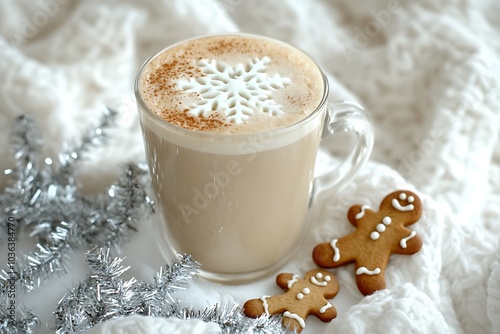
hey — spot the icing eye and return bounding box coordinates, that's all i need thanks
[408,196,414,203]
[399,193,407,200]
[324,275,331,282]
[316,273,323,279]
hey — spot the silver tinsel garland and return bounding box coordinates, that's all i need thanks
[0,110,154,333]
[53,247,200,333]
[0,110,292,333]
[0,302,40,334]
[0,110,155,296]
[54,247,292,334]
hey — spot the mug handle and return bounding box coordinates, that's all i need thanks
[311,100,374,202]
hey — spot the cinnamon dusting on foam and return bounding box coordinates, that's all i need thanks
[139,35,324,134]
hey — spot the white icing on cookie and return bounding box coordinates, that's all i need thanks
[287,274,299,288]
[296,288,310,299]
[391,198,414,211]
[382,216,392,225]
[400,230,417,249]
[330,239,340,262]
[408,195,415,203]
[311,273,331,287]
[371,222,387,240]
[355,267,381,275]
[260,296,270,315]
[399,193,407,200]
[319,302,333,314]
[283,311,306,329]
[355,205,370,219]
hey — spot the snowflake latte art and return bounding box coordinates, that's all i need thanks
[139,35,324,133]
[137,35,328,278]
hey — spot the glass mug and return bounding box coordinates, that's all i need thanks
[135,34,374,282]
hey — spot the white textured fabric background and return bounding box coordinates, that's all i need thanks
[1,0,500,333]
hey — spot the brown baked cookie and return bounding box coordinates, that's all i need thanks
[313,190,423,296]
[243,269,339,333]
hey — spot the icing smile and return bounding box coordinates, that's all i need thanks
[391,192,415,212]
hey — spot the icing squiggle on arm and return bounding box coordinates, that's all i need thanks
[260,296,270,315]
[355,205,370,219]
[287,274,299,288]
[400,231,417,248]
[355,267,381,275]
[319,302,332,314]
[330,239,340,262]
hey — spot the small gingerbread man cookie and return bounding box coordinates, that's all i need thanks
[243,269,339,333]
[313,190,423,296]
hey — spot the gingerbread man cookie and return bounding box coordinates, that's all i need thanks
[243,269,339,333]
[313,190,423,296]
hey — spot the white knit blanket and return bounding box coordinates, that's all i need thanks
[1,1,500,333]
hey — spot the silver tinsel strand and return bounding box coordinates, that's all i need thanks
[0,299,40,334]
[0,111,293,333]
[54,247,293,334]
[0,110,154,333]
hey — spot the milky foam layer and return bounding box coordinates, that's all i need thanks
[138,34,325,134]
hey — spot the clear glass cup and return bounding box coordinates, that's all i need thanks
[135,34,374,283]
